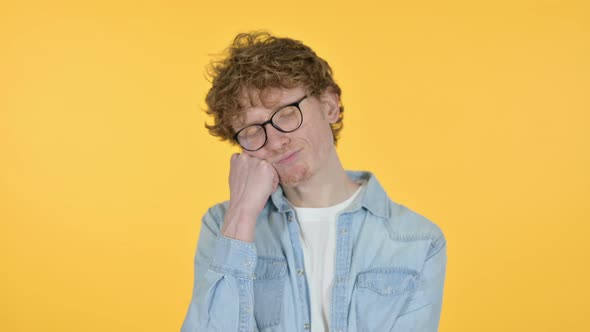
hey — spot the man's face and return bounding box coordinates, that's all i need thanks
[232,86,340,187]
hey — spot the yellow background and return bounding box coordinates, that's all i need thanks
[1,0,589,331]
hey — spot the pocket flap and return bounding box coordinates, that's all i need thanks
[357,267,419,296]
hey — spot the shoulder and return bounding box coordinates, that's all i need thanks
[384,200,446,259]
[348,169,446,258]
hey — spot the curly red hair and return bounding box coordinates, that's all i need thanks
[204,31,344,145]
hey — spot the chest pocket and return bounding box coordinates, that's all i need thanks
[353,267,420,330]
[253,256,287,330]
[357,267,418,295]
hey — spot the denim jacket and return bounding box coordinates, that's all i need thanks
[181,170,447,332]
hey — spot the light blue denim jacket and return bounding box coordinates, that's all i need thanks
[181,170,447,332]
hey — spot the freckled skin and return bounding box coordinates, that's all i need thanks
[222,84,349,241]
[237,86,337,188]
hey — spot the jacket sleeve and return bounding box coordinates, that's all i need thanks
[392,233,447,332]
[181,207,258,332]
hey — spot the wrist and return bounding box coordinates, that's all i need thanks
[221,205,257,243]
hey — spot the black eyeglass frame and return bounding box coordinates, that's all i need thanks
[232,95,308,151]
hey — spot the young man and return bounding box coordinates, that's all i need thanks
[181,31,447,332]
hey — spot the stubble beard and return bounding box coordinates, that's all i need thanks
[277,162,311,188]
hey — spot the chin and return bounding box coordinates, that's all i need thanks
[278,163,311,188]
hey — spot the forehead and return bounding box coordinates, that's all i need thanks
[234,86,306,127]
[238,87,285,110]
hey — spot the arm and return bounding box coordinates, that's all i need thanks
[181,207,258,332]
[392,234,447,332]
[181,153,279,331]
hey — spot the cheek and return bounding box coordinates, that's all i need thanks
[316,123,335,149]
[301,124,333,157]
[243,150,270,163]
[243,150,256,158]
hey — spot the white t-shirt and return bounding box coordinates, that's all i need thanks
[286,184,363,332]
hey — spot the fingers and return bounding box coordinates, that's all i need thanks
[228,152,279,189]
[231,153,242,164]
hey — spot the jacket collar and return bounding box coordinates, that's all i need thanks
[270,170,392,219]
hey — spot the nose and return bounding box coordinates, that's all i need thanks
[264,123,290,150]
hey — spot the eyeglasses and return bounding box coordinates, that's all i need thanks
[233,95,307,151]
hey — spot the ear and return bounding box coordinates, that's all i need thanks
[319,86,340,124]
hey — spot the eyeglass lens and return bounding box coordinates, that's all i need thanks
[237,104,302,151]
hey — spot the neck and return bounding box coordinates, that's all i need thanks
[282,149,361,208]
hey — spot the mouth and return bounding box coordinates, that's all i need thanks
[276,149,301,164]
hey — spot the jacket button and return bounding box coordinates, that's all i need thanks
[303,323,310,329]
[297,269,305,276]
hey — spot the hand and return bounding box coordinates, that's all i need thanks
[221,153,280,242]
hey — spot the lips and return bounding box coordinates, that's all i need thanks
[276,149,300,164]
